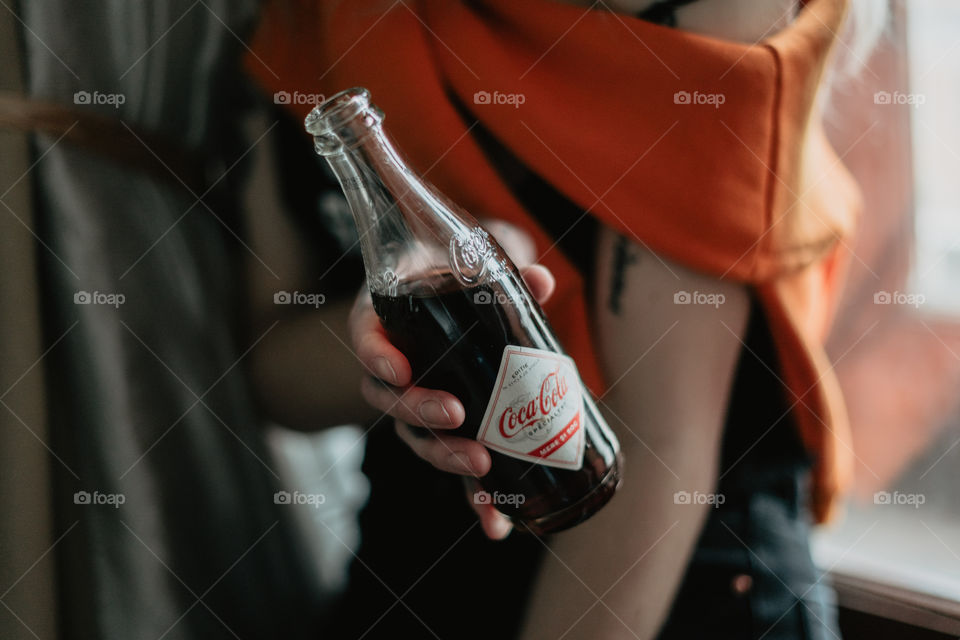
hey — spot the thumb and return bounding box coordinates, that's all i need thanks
[520,264,556,305]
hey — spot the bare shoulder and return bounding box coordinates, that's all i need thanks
[557,0,797,42]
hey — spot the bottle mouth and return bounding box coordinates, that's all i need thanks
[305,87,383,155]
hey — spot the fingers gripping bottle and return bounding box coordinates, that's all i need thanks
[306,87,622,534]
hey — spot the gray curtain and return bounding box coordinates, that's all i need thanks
[21,1,324,637]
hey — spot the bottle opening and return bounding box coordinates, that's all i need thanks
[305,87,383,155]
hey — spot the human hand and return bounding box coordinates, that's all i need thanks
[349,219,555,539]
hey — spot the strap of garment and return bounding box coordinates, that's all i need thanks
[0,91,209,197]
[635,0,701,27]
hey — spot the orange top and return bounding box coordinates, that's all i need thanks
[246,0,861,522]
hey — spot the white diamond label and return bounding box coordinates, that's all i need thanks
[476,345,585,470]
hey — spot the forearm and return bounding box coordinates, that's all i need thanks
[519,404,722,640]
[520,231,749,639]
[248,297,380,431]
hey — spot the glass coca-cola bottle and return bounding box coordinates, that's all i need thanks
[306,87,622,534]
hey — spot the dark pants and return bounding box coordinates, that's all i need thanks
[657,463,840,640]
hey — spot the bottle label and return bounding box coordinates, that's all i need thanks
[476,346,585,470]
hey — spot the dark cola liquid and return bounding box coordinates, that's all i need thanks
[372,268,621,534]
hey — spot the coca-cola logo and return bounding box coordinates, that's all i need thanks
[498,367,569,439]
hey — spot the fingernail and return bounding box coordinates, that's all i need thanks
[446,451,477,475]
[374,356,398,385]
[418,399,452,425]
[489,515,513,540]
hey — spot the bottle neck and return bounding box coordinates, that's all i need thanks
[308,88,497,295]
[322,120,474,294]
[329,122,463,222]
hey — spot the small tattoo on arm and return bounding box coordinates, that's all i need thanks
[608,235,637,315]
